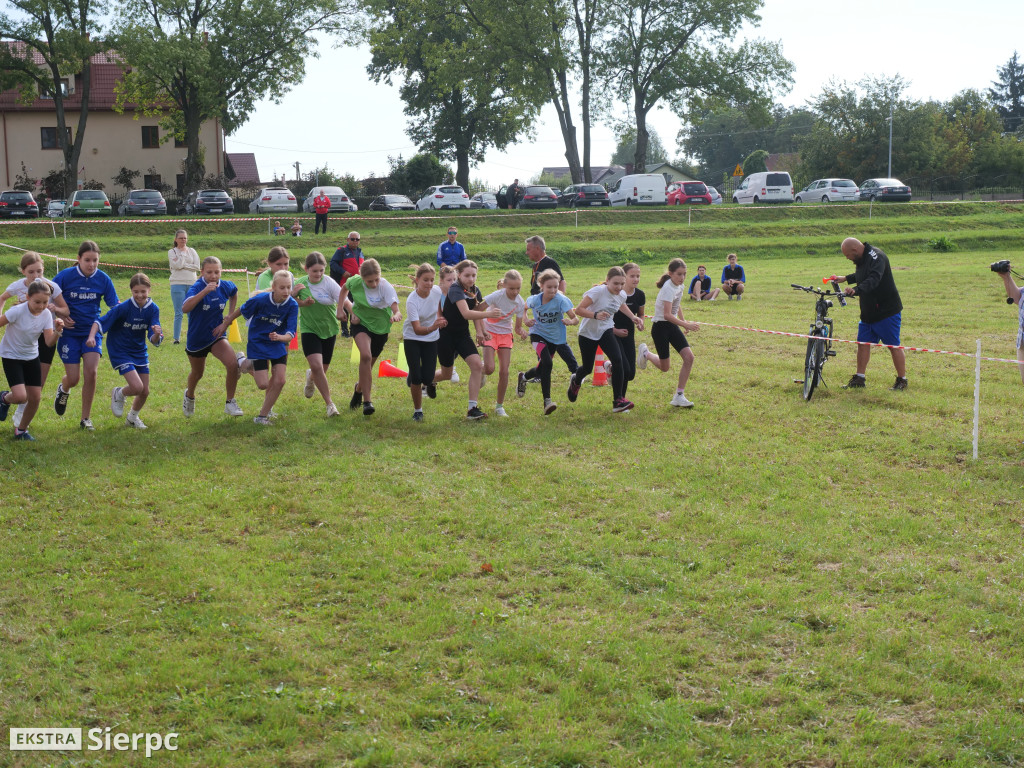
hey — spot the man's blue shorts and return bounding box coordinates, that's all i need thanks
[857,313,901,346]
[58,335,101,364]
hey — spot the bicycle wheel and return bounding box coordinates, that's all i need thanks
[803,336,825,400]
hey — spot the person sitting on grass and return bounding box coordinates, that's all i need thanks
[291,219,302,237]
[273,221,286,236]
[721,253,745,300]
[689,265,720,301]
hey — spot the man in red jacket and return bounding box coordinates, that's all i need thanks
[312,189,331,235]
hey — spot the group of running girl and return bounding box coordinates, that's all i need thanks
[0,239,702,438]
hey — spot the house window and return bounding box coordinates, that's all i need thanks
[144,173,162,189]
[40,127,71,149]
[174,136,186,148]
[175,174,186,194]
[142,126,160,149]
[38,80,70,99]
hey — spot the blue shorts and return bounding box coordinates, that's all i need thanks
[58,335,102,364]
[857,313,901,346]
[111,359,149,376]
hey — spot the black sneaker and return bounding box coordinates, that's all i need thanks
[516,372,528,398]
[363,401,375,416]
[0,391,10,421]
[54,385,70,415]
[349,386,363,409]
[425,382,437,399]
[13,431,35,441]
[466,406,487,420]
[891,377,908,391]
[412,411,424,422]
[843,374,866,389]
[341,325,350,338]
[567,374,585,402]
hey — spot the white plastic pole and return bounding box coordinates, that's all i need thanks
[688,207,692,227]
[973,339,981,460]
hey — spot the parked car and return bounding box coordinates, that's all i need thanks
[416,185,470,210]
[249,187,298,214]
[47,199,66,217]
[118,189,167,216]
[549,188,562,198]
[348,201,359,212]
[0,190,39,218]
[858,178,912,202]
[707,186,723,205]
[301,186,350,213]
[557,184,610,207]
[469,192,498,209]
[795,178,859,203]
[186,189,234,215]
[369,194,416,211]
[667,180,712,205]
[731,172,794,204]
[608,174,668,206]
[517,185,558,209]
[67,189,113,217]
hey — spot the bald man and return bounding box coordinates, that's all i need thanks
[834,237,907,390]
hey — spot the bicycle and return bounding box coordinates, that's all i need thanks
[791,279,846,400]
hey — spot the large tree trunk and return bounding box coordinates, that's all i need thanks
[632,96,650,172]
[52,50,91,196]
[553,71,582,182]
[183,83,206,193]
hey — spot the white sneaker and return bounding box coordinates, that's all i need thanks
[224,398,244,416]
[237,354,254,376]
[303,369,315,398]
[326,403,340,417]
[670,392,694,408]
[235,351,245,369]
[603,360,612,374]
[111,386,125,417]
[253,415,271,425]
[450,369,460,383]
[125,412,147,429]
[480,374,488,387]
[637,342,649,370]
[12,402,25,429]
[494,405,508,417]
[183,390,195,417]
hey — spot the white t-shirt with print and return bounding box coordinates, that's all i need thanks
[578,285,627,341]
[482,289,526,335]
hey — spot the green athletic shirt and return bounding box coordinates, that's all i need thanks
[256,268,294,292]
[344,275,399,336]
[295,275,341,338]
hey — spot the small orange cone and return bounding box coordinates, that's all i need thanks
[288,333,299,351]
[378,359,407,378]
[592,345,608,386]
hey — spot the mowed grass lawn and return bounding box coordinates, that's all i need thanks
[2,205,1023,767]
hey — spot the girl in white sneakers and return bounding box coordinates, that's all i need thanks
[637,258,699,407]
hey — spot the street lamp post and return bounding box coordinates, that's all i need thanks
[887,103,893,178]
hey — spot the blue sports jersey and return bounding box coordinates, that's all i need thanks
[184,279,238,352]
[97,298,160,365]
[53,265,118,337]
[239,292,298,360]
[526,292,574,345]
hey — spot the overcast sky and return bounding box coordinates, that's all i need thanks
[226,0,1022,188]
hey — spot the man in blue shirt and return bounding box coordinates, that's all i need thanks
[436,227,467,267]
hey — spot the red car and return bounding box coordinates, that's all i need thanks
[667,180,712,205]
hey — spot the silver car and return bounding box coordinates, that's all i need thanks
[795,178,859,203]
[301,186,350,213]
[249,187,298,214]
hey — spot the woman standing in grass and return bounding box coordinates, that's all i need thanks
[87,273,162,429]
[517,268,577,415]
[167,229,200,344]
[0,280,64,440]
[612,262,645,401]
[637,258,699,408]
[568,266,641,413]
[0,251,70,429]
[293,252,344,417]
[338,259,401,416]
[182,256,245,418]
[403,264,447,421]
[479,269,528,417]
[52,240,119,430]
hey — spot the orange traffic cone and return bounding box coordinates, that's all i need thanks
[592,346,608,386]
[378,359,407,378]
[288,334,299,351]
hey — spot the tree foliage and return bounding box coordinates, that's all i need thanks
[113,0,353,193]
[989,51,1024,134]
[611,127,668,167]
[112,166,141,194]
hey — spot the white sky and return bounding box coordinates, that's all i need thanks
[226,0,1022,188]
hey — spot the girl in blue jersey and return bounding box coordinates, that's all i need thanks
[182,257,245,418]
[86,273,162,429]
[221,270,299,425]
[517,268,577,415]
[52,240,119,430]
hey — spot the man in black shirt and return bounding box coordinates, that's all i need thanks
[835,237,907,390]
[525,234,577,372]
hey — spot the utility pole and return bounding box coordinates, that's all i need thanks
[887,103,893,178]
[293,161,301,182]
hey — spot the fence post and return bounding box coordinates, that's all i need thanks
[973,339,981,460]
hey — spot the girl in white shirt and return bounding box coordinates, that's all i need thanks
[479,269,528,417]
[637,258,700,408]
[403,264,447,421]
[168,229,201,343]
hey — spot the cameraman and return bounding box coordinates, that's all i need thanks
[994,260,1024,383]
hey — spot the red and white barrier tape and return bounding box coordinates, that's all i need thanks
[0,242,251,273]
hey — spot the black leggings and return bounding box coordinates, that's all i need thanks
[616,332,637,396]
[576,329,625,401]
[404,338,437,387]
[526,338,556,399]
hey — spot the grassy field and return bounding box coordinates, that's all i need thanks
[2,203,1023,767]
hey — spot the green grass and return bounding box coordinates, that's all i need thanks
[1,204,1023,767]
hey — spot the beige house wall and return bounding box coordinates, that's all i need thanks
[0,110,223,192]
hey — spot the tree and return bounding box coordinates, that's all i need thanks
[0,0,107,200]
[611,126,668,167]
[366,0,543,190]
[113,0,353,194]
[112,166,141,194]
[404,154,453,195]
[989,51,1024,134]
[598,0,793,172]
[742,149,768,175]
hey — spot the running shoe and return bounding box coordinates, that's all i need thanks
[80,418,94,430]
[494,405,508,417]
[843,374,866,389]
[412,411,424,422]
[0,391,9,421]
[183,390,195,417]
[304,369,315,398]
[603,360,612,374]
[891,377,908,391]
[636,343,649,370]
[670,392,694,408]
[363,401,375,416]
[349,386,363,409]
[12,402,26,429]
[567,374,585,402]
[612,398,634,413]
[516,372,527,398]
[224,398,244,416]
[125,412,148,429]
[450,370,460,383]
[425,382,437,399]
[253,415,272,426]
[54,385,69,415]
[466,406,487,420]
[111,386,125,417]
[13,431,35,441]
[326,403,340,417]
[543,398,557,416]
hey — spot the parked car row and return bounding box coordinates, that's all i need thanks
[794,177,912,203]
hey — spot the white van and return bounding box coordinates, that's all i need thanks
[608,174,667,206]
[731,172,794,205]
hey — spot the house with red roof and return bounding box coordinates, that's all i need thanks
[0,47,227,194]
